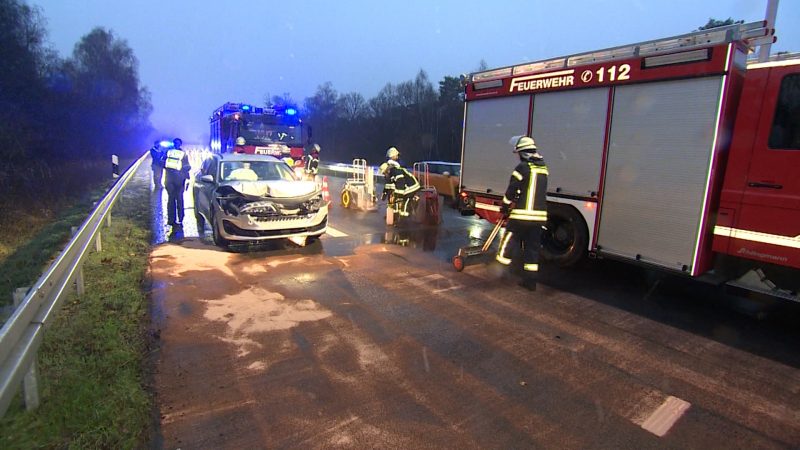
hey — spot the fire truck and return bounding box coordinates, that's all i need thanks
[458,21,800,301]
[209,102,308,165]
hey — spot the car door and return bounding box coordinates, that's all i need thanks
[193,157,218,220]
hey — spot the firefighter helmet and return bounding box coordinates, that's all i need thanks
[379,162,389,174]
[513,136,537,153]
[312,143,321,153]
[235,136,246,146]
[173,138,183,148]
[386,147,400,159]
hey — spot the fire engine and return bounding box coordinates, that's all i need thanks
[458,20,800,301]
[209,102,308,166]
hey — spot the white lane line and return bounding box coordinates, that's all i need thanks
[326,226,348,237]
[640,396,691,437]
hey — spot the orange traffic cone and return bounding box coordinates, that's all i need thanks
[322,176,330,204]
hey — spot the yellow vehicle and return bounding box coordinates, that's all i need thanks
[413,161,460,204]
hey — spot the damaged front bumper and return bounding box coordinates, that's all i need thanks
[213,186,328,241]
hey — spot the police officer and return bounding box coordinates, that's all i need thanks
[496,136,549,291]
[163,138,191,228]
[383,147,420,225]
[304,143,320,182]
[149,140,165,188]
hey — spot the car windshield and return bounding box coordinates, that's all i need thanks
[220,161,296,182]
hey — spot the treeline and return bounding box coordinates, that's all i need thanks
[0,0,152,202]
[268,68,470,166]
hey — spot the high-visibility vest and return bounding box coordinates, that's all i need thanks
[503,160,548,222]
[164,149,185,171]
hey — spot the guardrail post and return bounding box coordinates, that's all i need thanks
[13,287,39,411]
[106,212,112,228]
[95,233,102,253]
[71,227,86,295]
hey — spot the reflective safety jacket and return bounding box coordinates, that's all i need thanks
[387,161,420,196]
[165,149,186,170]
[304,153,319,174]
[503,158,548,222]
[164,148,190,181]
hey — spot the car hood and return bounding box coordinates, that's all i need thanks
[219,180,318,198]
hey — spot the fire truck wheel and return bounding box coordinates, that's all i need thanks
[541,203,588,267]
[341,190,351,208]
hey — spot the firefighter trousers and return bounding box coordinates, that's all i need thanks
[496,220,544,282]
[396,190,419,218]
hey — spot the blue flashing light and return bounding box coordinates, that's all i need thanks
[242,104,251,112]
[159,140,172,147]
[285,108,297,116]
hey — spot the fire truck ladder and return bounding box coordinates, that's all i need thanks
[472,21,775,82]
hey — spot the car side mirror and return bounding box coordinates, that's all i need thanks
[199,174,214,183]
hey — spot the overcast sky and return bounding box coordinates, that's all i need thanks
[31,0,800,145]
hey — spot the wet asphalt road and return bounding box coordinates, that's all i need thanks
[140,160,800,449]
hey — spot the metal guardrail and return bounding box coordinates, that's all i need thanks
[0,152,148,417]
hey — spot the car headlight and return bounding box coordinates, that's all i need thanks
[301,194,322,213]
[240,201,279,216]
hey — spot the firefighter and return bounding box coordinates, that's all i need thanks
[164,138,191,228]
[234,136,247,153]
[304,143,320,182]
[496,136,549,291]
[383,147,420,225]
[149,140,165,188]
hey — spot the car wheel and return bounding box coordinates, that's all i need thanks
[211,210,229,248]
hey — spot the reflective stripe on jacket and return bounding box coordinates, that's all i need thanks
[164,149,185,171]
[503,159,548,222]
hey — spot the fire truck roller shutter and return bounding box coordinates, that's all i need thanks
[461,96,530,195]
[531,87,609,198]
[597,76,725,272]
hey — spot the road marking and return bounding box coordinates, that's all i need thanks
[640,396,691,437]
[326,226,348,237]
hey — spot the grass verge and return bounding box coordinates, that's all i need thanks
[0,185,112,310]
[0,172,153,449]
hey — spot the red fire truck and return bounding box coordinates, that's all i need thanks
[458,21,800,301]
[209,102,308,165]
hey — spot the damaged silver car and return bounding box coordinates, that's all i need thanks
[193,153,328,247]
